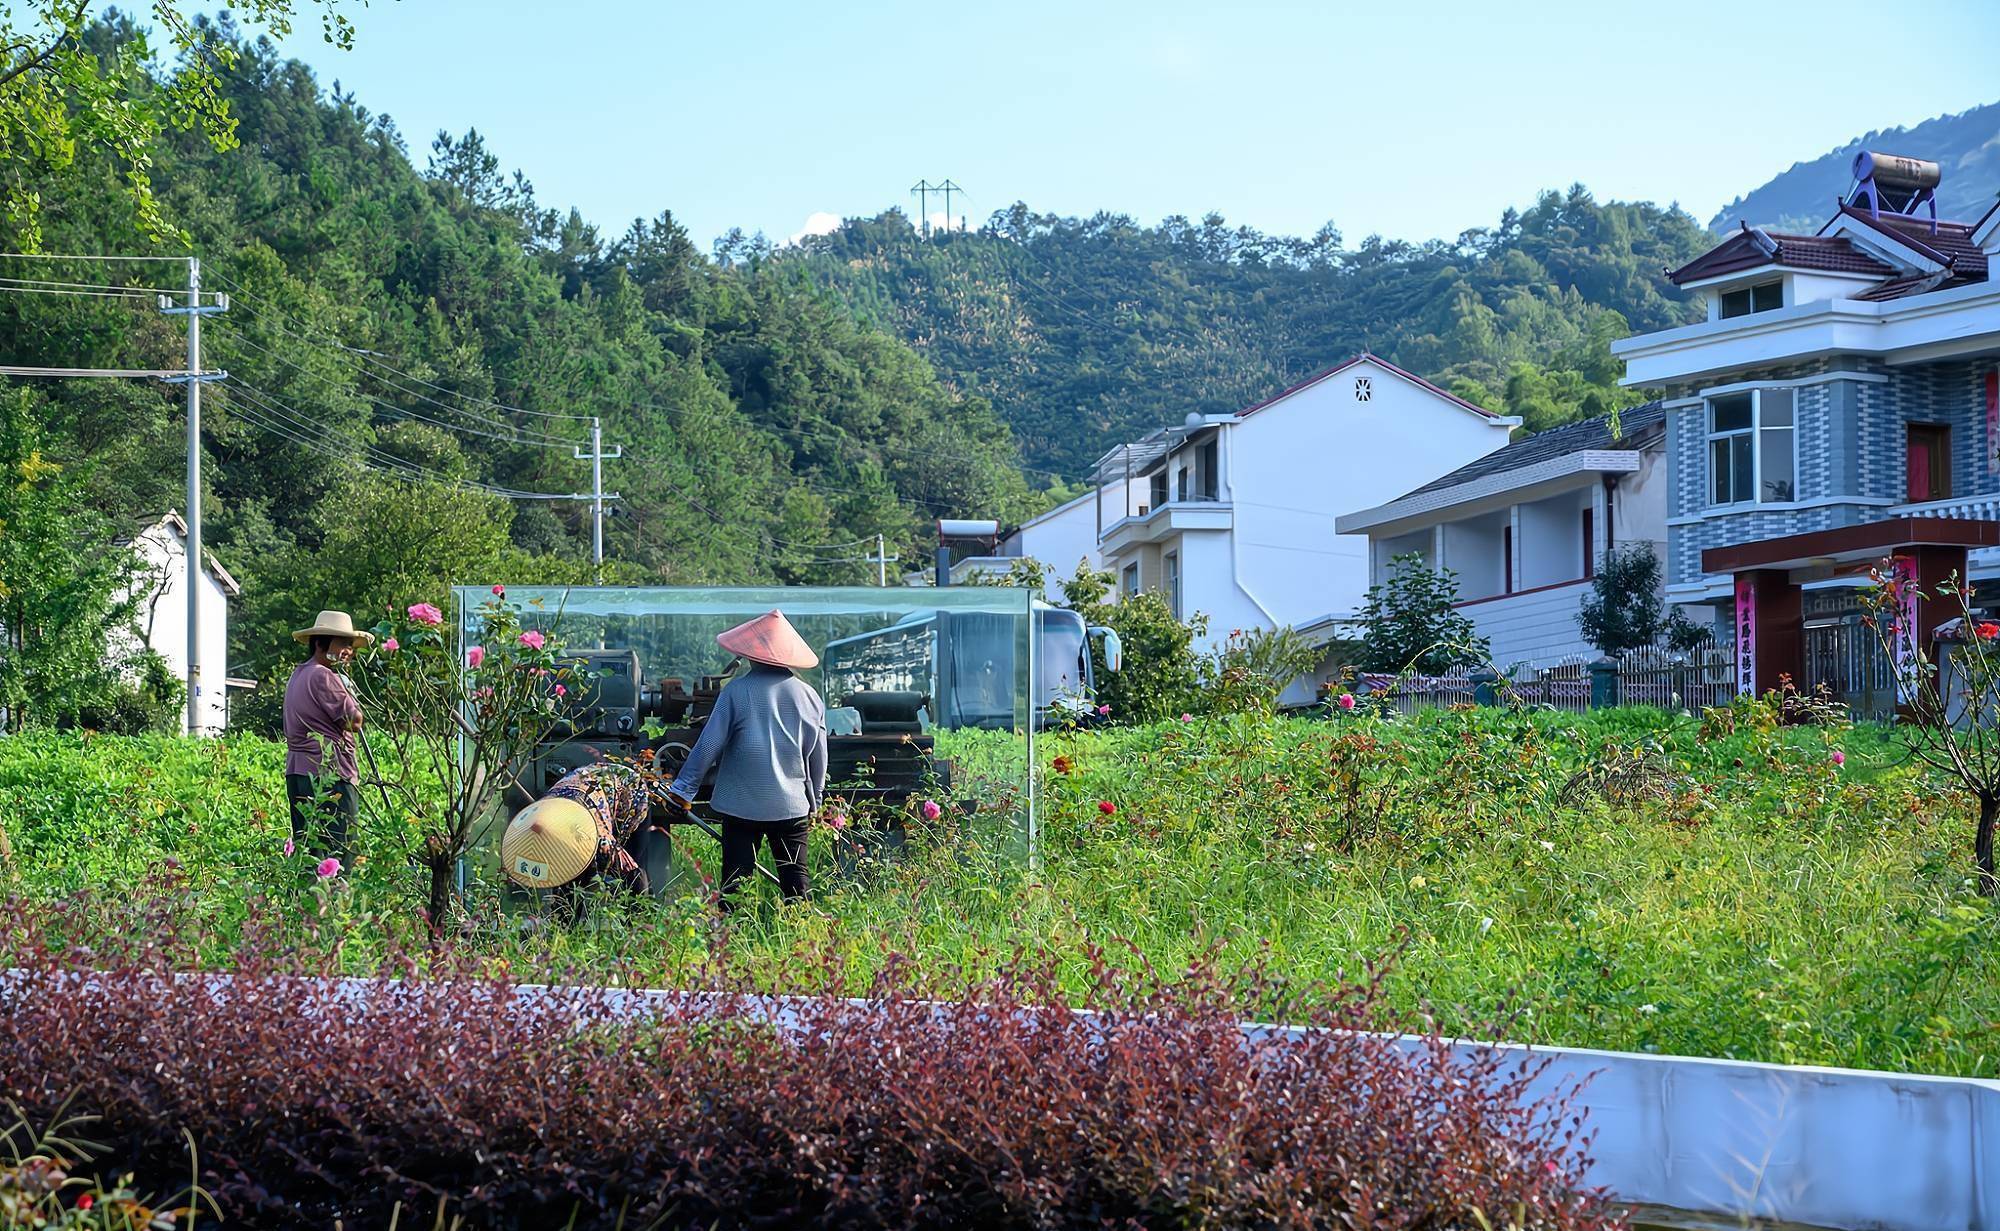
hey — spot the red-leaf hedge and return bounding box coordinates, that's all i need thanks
[0,896,1618,1229]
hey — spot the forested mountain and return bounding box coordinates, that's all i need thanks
[771,193,1716,472]
[1711,102,2000,234]
[3,18,1036,695]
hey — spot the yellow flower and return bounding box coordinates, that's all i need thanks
[1409,874,1428,889]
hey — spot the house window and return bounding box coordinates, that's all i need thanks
[1502,525,1513,595]
[1149,471,1168,511]
[1198,439,1219,500]
[1121,563,1139,597]
[1719,281,1783,319]
[1175,467,1189,502]
[1581,508,1594,580]
[1707,389,1795,505]
[1164,551,1182,619]
[1907,423,1951,503]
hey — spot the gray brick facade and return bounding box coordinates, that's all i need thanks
[1666,357,2000,599]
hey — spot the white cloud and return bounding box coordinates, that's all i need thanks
[788,211,843,245]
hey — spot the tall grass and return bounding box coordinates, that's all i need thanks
[2,706,1994,1075]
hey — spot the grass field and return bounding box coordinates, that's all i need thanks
[3,703,1995,1076]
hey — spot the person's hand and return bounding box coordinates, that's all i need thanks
[664,790,692,815]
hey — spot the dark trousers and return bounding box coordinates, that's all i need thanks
[286,773,356,861]
[718,814,810,906]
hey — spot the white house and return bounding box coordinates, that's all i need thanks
[1091,354,1520,651]
[117,512,246,734]
[1335,404,1669,670]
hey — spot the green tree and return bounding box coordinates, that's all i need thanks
[1058,563,1203,723]
[1576,545,1666,657]
[1,1,357,247]
[0,390,142,730]
[1355,553,1488,675]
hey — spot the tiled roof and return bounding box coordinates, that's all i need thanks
[1830,205,1990,299]
[1666,227,1895,285]
[1401,402,1666,499]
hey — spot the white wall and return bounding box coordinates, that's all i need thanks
[1517,489,1590,589]
[1609,448,1667,563]
[1459,583,1594,670]
[1442,511,1508,601]
[118,519,232,734]
[1229,358,1514,630]
[1011,495,1100,597]
[1172,528,1264,648]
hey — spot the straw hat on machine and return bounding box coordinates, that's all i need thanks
[500,796,598,889]
[292,609,375,648]
[716,609,818,670]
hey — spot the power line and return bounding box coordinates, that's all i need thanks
[0,252,189,262]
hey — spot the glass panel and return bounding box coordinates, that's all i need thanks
[1720,288,1751,319]
[1761,428,1795,502]
[1731,435,1755,505]
[1758,387,1794,428]
[1752,281,1784,312]
[1711,393,1753,432]
[1711,437,1734,504]
[452,584,1038,902]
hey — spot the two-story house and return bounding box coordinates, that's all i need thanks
[1612,151,2000,702]
[1089,354,1520,649]
[1335,403,1668,669]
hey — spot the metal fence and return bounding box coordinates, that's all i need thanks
[1355,640,1737,717]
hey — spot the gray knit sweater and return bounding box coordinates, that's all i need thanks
[668,664,828,822]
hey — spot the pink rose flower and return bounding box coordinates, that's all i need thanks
[466,646,485,669]
[518,629,546,651]
[828,813,849,830]
[1179,712,1193,723]
[1098,800,1117,815]
[1337,693,1357,711]
[492,583,506,596]
[407,602,443,627]
[921,799,943,822]
[1830,749,1846,767]
[282,838,294,857]
[381,636,399,653]
[1096,704,1112,717]
[554,683,567,697]
[315,857,341,879]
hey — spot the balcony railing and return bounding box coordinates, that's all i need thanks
[1890,493,2000,521]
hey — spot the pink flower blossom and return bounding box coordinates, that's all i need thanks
[1830,749,1846,767]
[282,838,294,857]
[466,645,485,669]
[1096,703,1112,717]
[1098,800,1117,815]
[315,857,341,879]
[492,583,506,596]
[1337,693,1357,711]
[407,602,443,627]
[554,684,567,697]
[518,629,546,651]
[921,799,943,822]
[1179,712,1193,723]
[381,636,399,653]
[828,813,849,830]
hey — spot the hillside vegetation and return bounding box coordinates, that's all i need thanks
[774,190,1714,469]
[5,18,1038,699]
[1712,101,2000,233]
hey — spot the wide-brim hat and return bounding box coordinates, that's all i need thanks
[716,609,818,670]
[292,609,375,647]
[500,796,597,889]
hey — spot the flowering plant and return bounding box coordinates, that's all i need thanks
[350,590,580,930]
[1861,564,2000,895]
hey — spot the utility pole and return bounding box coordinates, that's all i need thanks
[575,418,622,580]
[939,180,961,234]
[159,259,227,735]
[866,533,900,586]
[911,180,936,239]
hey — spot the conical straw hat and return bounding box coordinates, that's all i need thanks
[716,609,818,670]
[500,796,597,889]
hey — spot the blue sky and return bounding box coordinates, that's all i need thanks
[269,0,2000,250]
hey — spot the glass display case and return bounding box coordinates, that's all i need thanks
[452,584,1042,899]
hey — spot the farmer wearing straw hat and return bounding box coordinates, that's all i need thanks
[499,761,657,923]
[283,610,372,863]
[667,609,828,906]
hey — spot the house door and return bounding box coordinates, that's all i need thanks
[1907,424,1950,503]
